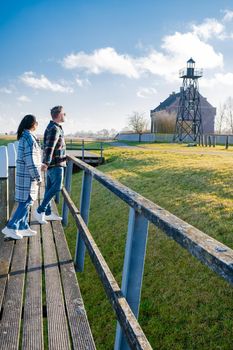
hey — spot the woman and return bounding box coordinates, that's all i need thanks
[2,115,42,239]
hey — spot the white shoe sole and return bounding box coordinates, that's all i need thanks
[45,217,62,221]
[19,230,37,237]
[2,228,22,240]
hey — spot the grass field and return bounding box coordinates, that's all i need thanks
[59,143,233,350]
[0,135,17,146]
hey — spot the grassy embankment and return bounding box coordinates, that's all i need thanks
[60,143,233,350]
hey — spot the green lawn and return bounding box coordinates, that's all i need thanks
[0,136,17,146]
[59,144,233,350]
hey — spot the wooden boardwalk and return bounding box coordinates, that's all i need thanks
[0,196,96,349]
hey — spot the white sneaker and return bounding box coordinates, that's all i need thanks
[2,227,23,240]
[19,228,37,237]
[33,209,48,224]
[45,212,62,221]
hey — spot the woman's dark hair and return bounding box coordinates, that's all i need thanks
[50,105,63,119]
[17,114,37,140]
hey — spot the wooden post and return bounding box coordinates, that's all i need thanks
[213,135,216,147]
[208,135,211,147]
[82,139,85,161]
[225,135,229,149]
[75,171,93,272]
[114,207,149,350]
[0,146,9,229]
[7,143,16,214]
[198,135,201,146]
[62,160,73,226]
[201,134,204,147]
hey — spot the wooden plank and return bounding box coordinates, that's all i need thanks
[0,204,19,312]
[42,219,71,350]
[51,201,96,349]
[0,235,14,311]
[62,187,153,350]
[67,155,233,285]
[0,238,27,349]
[22,202,43,350]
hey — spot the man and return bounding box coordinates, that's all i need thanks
[34,105,66,224]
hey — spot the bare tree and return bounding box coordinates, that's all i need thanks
[225,97,233,133]
[215,103,227,134]
[127,111,148,133]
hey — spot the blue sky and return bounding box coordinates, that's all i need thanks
[1,0,233,134]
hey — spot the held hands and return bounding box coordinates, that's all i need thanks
[41,163,48,172]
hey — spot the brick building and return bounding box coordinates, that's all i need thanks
[150,91,216,134]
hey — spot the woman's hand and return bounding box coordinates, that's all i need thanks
[41,163,48,172]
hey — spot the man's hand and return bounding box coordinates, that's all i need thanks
[41,163,48,172]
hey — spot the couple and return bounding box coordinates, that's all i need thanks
[2,105,67,240]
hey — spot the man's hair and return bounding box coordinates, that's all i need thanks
[50,105,63,119]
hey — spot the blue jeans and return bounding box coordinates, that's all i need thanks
[7,195,33,230]
[37,166,64,215]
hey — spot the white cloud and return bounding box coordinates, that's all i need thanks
[222,9,233,22]
[191,18,225,40]
[135,31,223,81]
[76,76,91,87]
[104,101,115,106]
[20,71,74,93]
[62,32,223,82]
[201,72,233,88]
[17,95,31,102]
[137,87,157,98]
[62,47,140,78]
[0,87,12,94]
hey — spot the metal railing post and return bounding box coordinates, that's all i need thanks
[0,146,9,229]
[62,160,73,226]
[114,207,149,350]
[7,143,16,213]
[75,171,93,272]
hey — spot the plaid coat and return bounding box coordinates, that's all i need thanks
[15,130,42,202]
[42,120,66,167]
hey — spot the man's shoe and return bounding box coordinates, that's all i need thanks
[2,227,23,240]
[33,209,48,224]
[45,212,62,221]
[19,228,37,237]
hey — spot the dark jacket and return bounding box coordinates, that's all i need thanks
[42,120,66,167]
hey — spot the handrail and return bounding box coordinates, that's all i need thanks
[62,187,153,350]
[66,154,233,285]
[66,140,104,160]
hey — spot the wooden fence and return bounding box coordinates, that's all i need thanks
[66,139,104,160]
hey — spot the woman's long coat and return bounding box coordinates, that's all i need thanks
[15,130,42,202]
